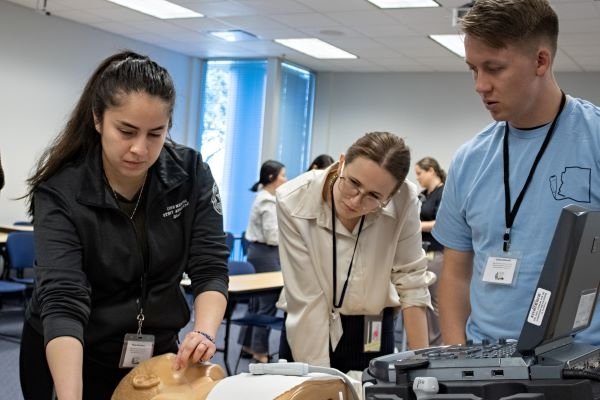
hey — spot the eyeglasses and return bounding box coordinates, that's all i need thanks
[337,175,390,209]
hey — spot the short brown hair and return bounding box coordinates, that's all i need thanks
[345,132,410,192]
[461,0,558,57]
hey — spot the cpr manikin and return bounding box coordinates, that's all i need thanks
[112,353,224,400]
[112,353,353,400]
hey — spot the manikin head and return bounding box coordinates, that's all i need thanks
[111,353,225,400]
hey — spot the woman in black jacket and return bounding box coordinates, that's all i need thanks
[20,51,230,400]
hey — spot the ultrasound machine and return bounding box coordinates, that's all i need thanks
[362,204,600,400]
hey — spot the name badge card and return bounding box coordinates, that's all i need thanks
[119,333,155,368]
[482,254,520,286]
[363,314,382,352]
[329,310,343,351]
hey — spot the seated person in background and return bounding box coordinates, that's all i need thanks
[277,131,435,372]
[433,0,600,346]
[414,156,446,346]
[239,160,287,363]
[307,154,334,171]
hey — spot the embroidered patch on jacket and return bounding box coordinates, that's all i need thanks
[211,182,223,215]
[162,199,190,219]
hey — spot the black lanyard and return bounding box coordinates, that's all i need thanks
[331,181,365,309]
[502,92,566,252]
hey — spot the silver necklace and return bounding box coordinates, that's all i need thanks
[109,175,147,220]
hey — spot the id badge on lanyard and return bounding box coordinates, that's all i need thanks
[119,271,155,368]
[493,93,566,287]
[119,304,155,368]
[363,314,383,352]
[482,251,522,286]
[329,183,365,352]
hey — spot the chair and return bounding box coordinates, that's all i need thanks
[13,221,33,226]
[231,308,283,373]
[5,231,35,288]
[227,261,283,373]
[0,280,27,342]
[228,260,254,275]
[240,231,250,260]
[225,231,235,260]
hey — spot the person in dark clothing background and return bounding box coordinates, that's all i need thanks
[0,152,5,191]
[307,154,334,171]
[19,51,230,400]
[415,156,446,346]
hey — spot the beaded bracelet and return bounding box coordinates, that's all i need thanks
[194,330,216,344]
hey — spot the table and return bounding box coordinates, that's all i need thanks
[181,271,284,375]
[221,271,283,375]
[0,224,34,245]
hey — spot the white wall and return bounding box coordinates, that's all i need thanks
[312,71,600,183]
[2,1,600,223]
[0,1,199,223]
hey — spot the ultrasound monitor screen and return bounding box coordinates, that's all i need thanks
[517,204,600,354]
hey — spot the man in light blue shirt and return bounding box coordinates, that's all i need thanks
[432,0,600,345]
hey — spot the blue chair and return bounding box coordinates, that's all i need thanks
[225,232,235,260]
[227,260,283,372]
[13,221,33,226]
[240,231,250,260]
[5,231,35,287]
[0,280,27,342]
[228,260,254,276]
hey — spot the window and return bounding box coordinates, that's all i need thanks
[198,60,267,234]
[276,63,316,178]
[197,59,315,238]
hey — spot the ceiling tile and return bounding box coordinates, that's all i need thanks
[6,0,600,73]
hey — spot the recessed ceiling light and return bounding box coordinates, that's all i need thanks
[274,38,357,59]
[367,0,440,8]
[429,34,465,57]
[106,0,203,19]
[209,30,258,42]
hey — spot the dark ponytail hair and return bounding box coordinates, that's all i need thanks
[416,157,447,183]
[250,160,285,192]
[25,50,176,216]
[307,154,334,171]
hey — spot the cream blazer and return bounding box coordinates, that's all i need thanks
[275,166,435,367]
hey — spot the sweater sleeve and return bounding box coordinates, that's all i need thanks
[187,158,230,300]
[33,186,91,346]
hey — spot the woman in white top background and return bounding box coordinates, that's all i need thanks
[238,160,287,363]
[276,131,434,372]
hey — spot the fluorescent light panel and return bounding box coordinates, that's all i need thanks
[367,0,440,8]
[209,30,258,42]
[274,38,357,59]
[106,0,203,19]
[429,34,465,57]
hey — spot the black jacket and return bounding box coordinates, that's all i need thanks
[26,141,229,364]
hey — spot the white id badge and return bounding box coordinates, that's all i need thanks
[119,333,155,368]
[363,314,382,352]
[482,252,521,286]
[329,310,343,351]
